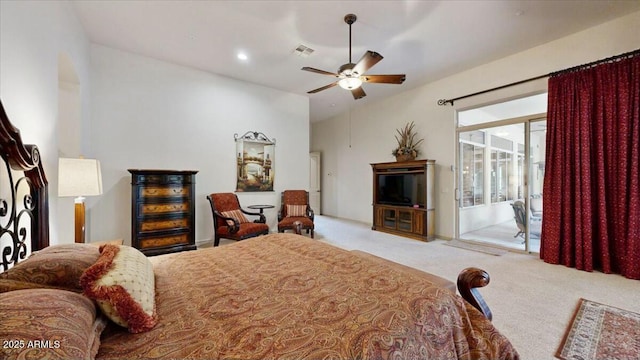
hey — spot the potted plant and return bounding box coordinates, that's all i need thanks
[392,121,423,162]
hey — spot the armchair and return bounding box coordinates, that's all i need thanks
[277,190,314,238]
[207,192,269,247]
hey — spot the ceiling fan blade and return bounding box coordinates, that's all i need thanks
[352,51,383,76]
[307,82,339,94]
[351,86,366,100]
[361,74,406,84]
[301,67,339,77]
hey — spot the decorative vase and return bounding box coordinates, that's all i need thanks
[395,154,415,162]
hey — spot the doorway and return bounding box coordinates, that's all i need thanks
[456,94,547,252]
[309,152,321,214]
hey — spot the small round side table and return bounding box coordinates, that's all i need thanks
[247,204,275,214]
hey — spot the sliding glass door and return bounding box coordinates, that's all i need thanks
[458,123,528,251]
[527,120,547,253]
[456,94,547,253]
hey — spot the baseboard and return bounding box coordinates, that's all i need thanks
[196,239,214,248]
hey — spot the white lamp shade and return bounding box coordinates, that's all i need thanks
[338,77,362,90]
[58,158,103,197]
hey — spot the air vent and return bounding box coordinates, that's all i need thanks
[294,44,314,57]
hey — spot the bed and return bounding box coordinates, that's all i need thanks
[0,100,519,360]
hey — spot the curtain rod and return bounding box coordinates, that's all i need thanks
[437,49,640,106]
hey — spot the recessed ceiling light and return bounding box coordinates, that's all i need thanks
[237,53,248,61]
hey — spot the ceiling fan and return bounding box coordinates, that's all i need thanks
[302,14,406,100]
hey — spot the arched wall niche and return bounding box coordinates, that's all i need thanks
[57,52,81,244]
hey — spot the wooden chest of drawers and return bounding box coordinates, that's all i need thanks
[129,169,198,256]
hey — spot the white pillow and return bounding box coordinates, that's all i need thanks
[80,245,156,333]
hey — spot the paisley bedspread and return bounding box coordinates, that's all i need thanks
[97,233,519,359]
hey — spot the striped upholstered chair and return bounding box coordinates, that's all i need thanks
[207,193,269,247]
[277,190,314,238]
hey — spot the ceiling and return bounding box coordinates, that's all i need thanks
[71,1,639,122]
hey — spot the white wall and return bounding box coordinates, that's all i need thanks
[88,45,310,246]
[1,2,310,247]
[1,2,637,246]
[0,1,91,245]
[312,11,640,239]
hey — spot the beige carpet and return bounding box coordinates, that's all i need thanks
[303,215,640,360]
[444,239,508,256]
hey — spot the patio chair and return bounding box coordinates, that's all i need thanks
[511,200,541,242]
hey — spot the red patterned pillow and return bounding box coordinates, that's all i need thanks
[221,209,250,225]
[0,243,100,292]
[0,289,107,359]
[286,204,307,217]
[80,245,156,333]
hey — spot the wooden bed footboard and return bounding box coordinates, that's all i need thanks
[457,267,493,321]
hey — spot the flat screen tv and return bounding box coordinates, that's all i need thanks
[377,173,426,207]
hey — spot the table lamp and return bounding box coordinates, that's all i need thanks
[58,158,103,243]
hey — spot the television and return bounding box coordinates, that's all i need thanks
[377,173,426,207]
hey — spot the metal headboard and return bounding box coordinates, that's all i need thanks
[0,99,49,271]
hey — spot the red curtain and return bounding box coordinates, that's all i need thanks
[541,52,640,280]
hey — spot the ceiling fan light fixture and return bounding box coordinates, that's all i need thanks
[301,13,405,99]
[338,77,362,90]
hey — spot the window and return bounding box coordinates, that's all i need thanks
[490,135,514,203]
[460,131,485,207]
[517,144,525,199]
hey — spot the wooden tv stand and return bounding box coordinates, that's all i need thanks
[371,159,435,241]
